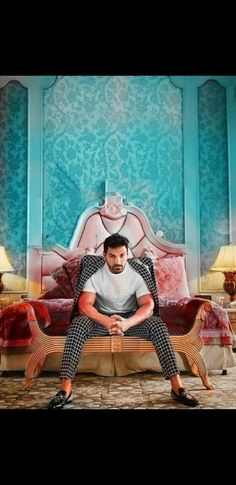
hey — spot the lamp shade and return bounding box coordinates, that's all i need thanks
[0,246,14,272]
[211,244,236,272]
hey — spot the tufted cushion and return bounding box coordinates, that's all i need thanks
[50,256,82,298]
[156,256,190,299]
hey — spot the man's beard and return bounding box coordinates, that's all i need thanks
[106,259,127,273]
[110,264,124,273]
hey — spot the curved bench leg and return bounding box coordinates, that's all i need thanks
[186,355,215,389]
[24,317,66,389]
[24,349,49,389]
[185,357,200,377]
[34,356,47,377]
[24,377,34,389]
[184,346,214,390]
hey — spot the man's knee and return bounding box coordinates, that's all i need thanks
[145,316,167,333]
[145,315,160,326]
[70,315,93,332]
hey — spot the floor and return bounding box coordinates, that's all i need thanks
[1,367,236,409]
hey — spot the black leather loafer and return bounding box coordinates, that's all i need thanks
[48,390,73,409]
[171,387,199,407]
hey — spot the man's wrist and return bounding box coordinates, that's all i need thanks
[99,315,110,326]
[124,317,133,329]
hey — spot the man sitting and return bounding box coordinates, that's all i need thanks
[48,233,199,409]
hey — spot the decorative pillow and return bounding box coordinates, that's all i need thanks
[156,256,190,299]
[50,256,82,298]
[40,284,67,300]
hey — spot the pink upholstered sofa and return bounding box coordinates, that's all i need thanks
[0,194,235,377]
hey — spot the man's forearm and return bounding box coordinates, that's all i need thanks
[126,304,154,328]
[79,303,110,327]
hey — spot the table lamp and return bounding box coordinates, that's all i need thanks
[211,244,236,301]
[0,246,14,293]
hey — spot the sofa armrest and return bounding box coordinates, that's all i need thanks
[160,296,233,346]
[0,301,51,352]
[160,297,205,335]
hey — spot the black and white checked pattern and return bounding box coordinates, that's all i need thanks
[60,255,179,381]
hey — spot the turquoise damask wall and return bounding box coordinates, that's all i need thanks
[0,81,27,284]
[0,75,236,294]
[199,80,229,290]
[43,76,184,247]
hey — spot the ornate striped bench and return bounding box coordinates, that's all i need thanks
[23,302,213,390]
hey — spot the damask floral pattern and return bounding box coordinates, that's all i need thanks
[156,256,190,299]
[43,76,184,247]
[198,80,229,290]
[0,81,28,281]
[1,77,232,295]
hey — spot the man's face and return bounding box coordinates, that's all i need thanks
[104,245,128,274]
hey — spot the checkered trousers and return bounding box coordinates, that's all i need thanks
[60,314,178,381]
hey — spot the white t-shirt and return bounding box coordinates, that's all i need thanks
[82,263,151,313]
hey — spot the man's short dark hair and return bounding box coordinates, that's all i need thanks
[103,233,129,253]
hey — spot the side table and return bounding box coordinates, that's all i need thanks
[0,293,25,310]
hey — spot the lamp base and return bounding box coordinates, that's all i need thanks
[223,272,236,302]
[0,273,3,293]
